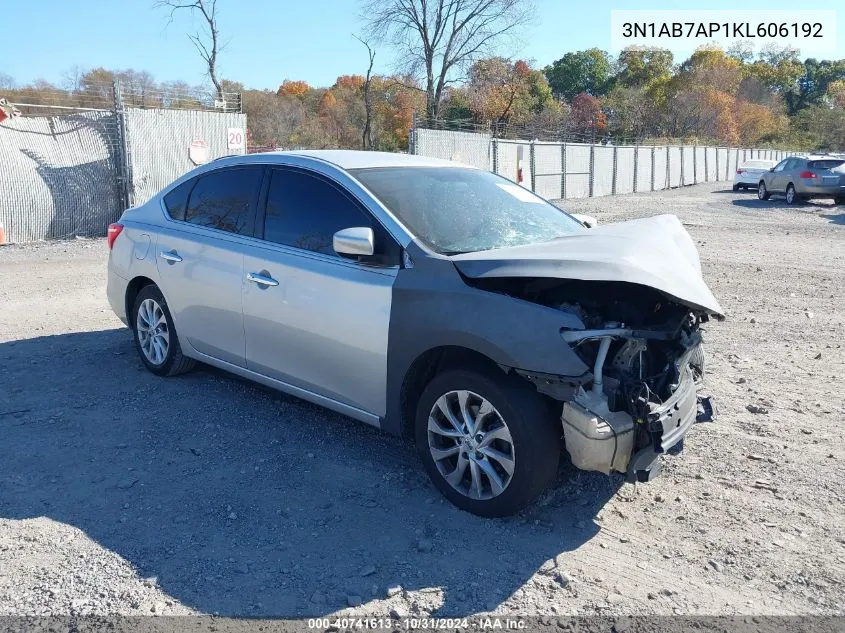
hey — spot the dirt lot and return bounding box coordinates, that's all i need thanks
[1,183,843,618]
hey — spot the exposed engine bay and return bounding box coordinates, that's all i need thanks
[466,276,715,481]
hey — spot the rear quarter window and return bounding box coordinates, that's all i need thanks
[163,179,194,221]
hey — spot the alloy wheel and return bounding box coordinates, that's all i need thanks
[758,183,767,199]
[427,390,515,500]
[136,298,170,365]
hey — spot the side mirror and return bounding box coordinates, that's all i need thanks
[333,227,375,258]
[570,213,597,228]
[769,167,775,172]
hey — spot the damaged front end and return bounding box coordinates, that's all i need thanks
[481,278,718,483]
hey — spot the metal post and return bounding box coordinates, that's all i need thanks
[704,146,708,183]
[651,146,655,191]
[112,80,132,210]
[665,146,670,189]
[715,147,719,183]
[611,145,618,195]
[409,110,417,155]
[561,142,566,200]
[680,143,685,188]
[529,141,536,193]
[633,143,639,193]
[588,144,595,197]
[492,138,498,174]
[693,145,698,184]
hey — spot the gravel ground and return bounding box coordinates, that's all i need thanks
[1,182,843,618]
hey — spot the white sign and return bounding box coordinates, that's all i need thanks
[227,127,245,150]
[189,139,210,165]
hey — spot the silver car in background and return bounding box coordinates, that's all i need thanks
[757,155,845,204]
[106,150,722,517]
[732,159,776,191]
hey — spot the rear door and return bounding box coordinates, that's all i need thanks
[241,166,401,417]
[155,166,264,367]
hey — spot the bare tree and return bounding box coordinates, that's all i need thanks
[362,0,534,120]
[354,34,376,149]
[156,0,225,101]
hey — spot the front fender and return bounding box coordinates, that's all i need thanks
[383,253,589,435]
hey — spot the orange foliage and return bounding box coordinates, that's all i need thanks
[334,75,365,91]
[277,79,311,98]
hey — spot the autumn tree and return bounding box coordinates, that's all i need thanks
[362,0,534,119]
[544,48,612,101]
[277,80,311,98]
[570,92,606,138]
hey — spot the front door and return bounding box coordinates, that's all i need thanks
[242,167,401,417]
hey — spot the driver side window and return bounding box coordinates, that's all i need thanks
[262,168,401,265]
[773,160,789,172]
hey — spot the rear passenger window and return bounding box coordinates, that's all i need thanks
[163,179,194,221]
[808,160,845,170]
[184,167,263,236]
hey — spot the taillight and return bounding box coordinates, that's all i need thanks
[799,171,817,179]
[736,169,743,174]
[107,223,124,250]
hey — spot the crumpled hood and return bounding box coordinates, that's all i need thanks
[450,214,724,318]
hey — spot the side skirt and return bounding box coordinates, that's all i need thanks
[186,348,382,429]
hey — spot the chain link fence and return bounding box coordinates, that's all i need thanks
[0,83,245,243]
[411,126,801,201]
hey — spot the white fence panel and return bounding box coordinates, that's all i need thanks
[564,143,591,198]
[635,146,652,192]
[668,147,682,187]
[706,147,718,181]
[615,147,635,194]
[533,142,562,200]
[416,128,491,170]
[695,146,706,183]
[653,146,667,190]
[593,146,614,196]
[682,146,695,185]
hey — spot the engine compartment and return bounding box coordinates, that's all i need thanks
[467,276,710,476]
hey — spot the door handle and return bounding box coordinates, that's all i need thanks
[247,272,279,287]
[159,250,183,263]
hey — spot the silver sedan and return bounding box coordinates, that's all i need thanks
[107,150,722,517]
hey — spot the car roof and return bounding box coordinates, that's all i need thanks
[217,149,477,171]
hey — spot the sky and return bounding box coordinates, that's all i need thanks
[1,0,843,91]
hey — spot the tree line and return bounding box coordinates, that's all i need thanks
[1,0,843,151]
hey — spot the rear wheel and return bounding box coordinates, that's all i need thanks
[835,196,845,205]
[415,367,560,517]
[732,184,740,191]
[785,183,798,205]
[758,181,771,200]
[132,284,195,377]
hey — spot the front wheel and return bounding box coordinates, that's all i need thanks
[758,181,771,200]
[415,368,561,517]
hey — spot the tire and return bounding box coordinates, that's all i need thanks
[415,367,560,517]
[785,183,798,205]
[732,184,740,191]
[835,196,845,205]
[740,184,747,191]
[757,181,771,200]
[132,284,195,377]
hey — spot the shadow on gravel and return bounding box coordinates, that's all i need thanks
[730,198,836,211]
[0,329,616,617]
[822,213,845,225]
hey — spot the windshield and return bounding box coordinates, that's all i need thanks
[349,167,584,254]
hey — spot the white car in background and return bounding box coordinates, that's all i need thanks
[733,159,777,191]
